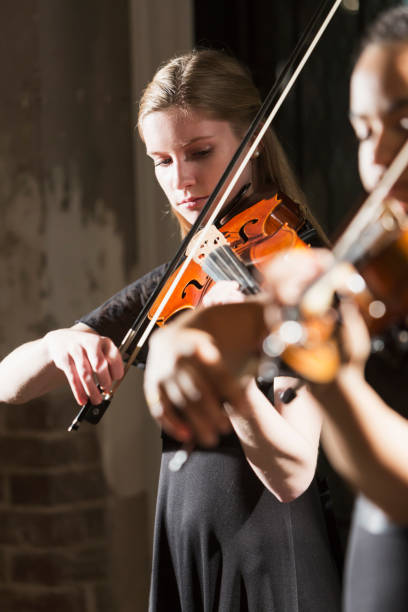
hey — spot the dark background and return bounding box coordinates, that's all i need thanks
[194,0,404,555]
[194,0,401,238]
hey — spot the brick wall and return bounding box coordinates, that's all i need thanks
[0,393,115,611]
[0,0,193,609]
[0,2,141,607]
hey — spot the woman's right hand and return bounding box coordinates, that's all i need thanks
[44,324,124,405]
[143,299,268,446]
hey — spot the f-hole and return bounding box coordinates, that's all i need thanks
[239,218,258,243]
[182,279,205,299]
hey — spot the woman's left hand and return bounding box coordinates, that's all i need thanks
[202,280,245,307]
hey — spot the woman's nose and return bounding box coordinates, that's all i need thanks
[372,128,400,168]
[172,161,195,190]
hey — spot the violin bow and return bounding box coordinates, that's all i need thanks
[69,0,343,431]
[300,136,408,310]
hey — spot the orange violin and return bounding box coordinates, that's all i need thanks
[148,190,311,325]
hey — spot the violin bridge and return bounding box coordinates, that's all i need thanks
[186,225,228,264]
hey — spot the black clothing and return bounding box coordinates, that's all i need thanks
[150,433,341,612]
[79,261,169,358]
[345,496,408,612]
[80,263,341,612]
[343,323,408,612]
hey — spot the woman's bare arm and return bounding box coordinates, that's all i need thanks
[0,322,124,405]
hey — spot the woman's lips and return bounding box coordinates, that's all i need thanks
[179,197,208,211]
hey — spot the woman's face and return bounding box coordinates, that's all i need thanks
[350,42,408,209]
[141,108,253,227]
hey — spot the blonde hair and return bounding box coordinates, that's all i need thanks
[138,49,321,239]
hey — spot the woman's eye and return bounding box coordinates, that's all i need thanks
[154,158,171,167]
[192,148,211,159]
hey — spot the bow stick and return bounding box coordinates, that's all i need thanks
[69,0,343,431]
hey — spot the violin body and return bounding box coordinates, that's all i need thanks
[356,225,408,333]
[279,213,408,383]
[148,191,309,326]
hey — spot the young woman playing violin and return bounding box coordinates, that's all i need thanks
[0,50,342,610]
[143,7,408,612]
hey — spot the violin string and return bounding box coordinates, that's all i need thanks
[220,246,260,293]
[205,246,260,294]
[206,247,247,286]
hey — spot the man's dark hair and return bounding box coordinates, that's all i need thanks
[362,5,408,49]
